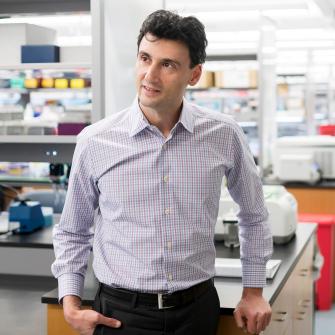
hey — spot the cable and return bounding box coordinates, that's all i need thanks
[0,184,22,235]
[0,184,21,202]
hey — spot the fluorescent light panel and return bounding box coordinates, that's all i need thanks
[166,0,308,12]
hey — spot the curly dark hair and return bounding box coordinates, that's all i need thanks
[137,10,208,68]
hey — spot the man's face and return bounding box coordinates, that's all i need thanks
[135,33,201,111]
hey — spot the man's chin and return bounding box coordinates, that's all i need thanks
[138,96,161,109]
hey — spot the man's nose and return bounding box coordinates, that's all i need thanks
[144,64,159,82]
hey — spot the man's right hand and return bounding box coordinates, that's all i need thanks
[63,295,122,335]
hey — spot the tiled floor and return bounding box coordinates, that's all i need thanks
[0,274,334,335]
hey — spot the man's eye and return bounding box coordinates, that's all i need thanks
[141,56,148,62]
[163,62,172,68]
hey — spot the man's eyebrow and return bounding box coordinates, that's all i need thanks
[138,51,151,58]
[161,58,181,67]
[138,51,181,66]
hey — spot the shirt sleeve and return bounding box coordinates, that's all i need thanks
[51,134,99,302]
[225,124,273,287]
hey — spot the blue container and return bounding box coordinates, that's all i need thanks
[21,45,60,63]
[9,201,45,233]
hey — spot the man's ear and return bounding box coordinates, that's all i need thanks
[188,64,202,86]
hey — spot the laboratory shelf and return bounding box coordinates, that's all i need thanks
[0,63,91,70]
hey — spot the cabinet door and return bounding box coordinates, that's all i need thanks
[263,276,293,335]
[292,238,314,335]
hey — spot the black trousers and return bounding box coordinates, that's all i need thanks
[92,281,220,335]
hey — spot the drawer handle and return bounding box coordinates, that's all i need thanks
[273,311,288,322]
[296,311,307,320]
[298,269,309,277]
[298,299,311,307]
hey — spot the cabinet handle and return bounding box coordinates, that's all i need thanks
[273,311,288,322]
[298,299,311,308]
[298,269,309,277]
[296,311,307,320]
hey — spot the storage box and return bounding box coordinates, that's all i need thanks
[0,23,56,65]
[214,70,258,88]
[192,71,214,89]
[319,125,335,136]
[21,45,60,63]
[60,46,92,63]
[58,122,88,135]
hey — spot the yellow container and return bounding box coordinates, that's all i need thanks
[41,78,54,88]
[24,78,40,89]
[54,78,68,89]
[70,78,85,89]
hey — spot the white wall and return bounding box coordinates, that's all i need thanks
[91,0,164,120]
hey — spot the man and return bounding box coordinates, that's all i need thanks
[52,9,273,335]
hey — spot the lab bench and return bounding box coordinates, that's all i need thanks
[0,224,55,276]
[40,224,316,335]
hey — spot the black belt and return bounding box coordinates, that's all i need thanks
[100,279,213,310]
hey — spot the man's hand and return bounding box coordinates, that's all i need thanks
[233,288,272,334]
[63,295,122,335]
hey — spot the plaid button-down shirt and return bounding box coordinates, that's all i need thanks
[52,98,273,301]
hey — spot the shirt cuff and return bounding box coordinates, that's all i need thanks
[58,273,85,303]
[241,261,267,287]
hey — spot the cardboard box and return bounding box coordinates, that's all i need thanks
[214,71,224,88]
[193,71,215,88]
[214,70,258,88]
[0,23,56,65]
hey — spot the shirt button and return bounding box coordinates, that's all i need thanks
[167,241,172,249]
[162,143,167,150]
[165,208,170,215]
[163,175,169,183]
[168,274,173,281]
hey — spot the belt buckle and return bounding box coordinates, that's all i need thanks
[157,293,174,310]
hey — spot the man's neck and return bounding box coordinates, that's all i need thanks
[139,102,183,138]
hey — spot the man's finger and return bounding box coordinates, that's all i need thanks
[266,312,272,327]
[255,314,266,334]
[233,309,245,329]
[96,314,121,328]
[246,312,257,335]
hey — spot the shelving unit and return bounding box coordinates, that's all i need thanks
[0,88,91,93]
[0,136,76,163]
[186,71,335,153]
[0,62,91,163]
[0,135,76,143]
[0,63,91,70]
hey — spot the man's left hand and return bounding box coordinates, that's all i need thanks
[233,287,272,334]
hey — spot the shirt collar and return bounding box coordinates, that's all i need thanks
[128,97,195,137]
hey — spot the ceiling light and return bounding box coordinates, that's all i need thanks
[277,40,335,48]
[206,31,259,42]
[208,42,258,50]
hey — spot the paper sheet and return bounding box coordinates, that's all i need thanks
[215,258,282,279]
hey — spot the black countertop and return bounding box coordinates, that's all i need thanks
[264,178,335,189]
[0,225,54,249]
[41,223,316,315]
[0,214,60,249]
